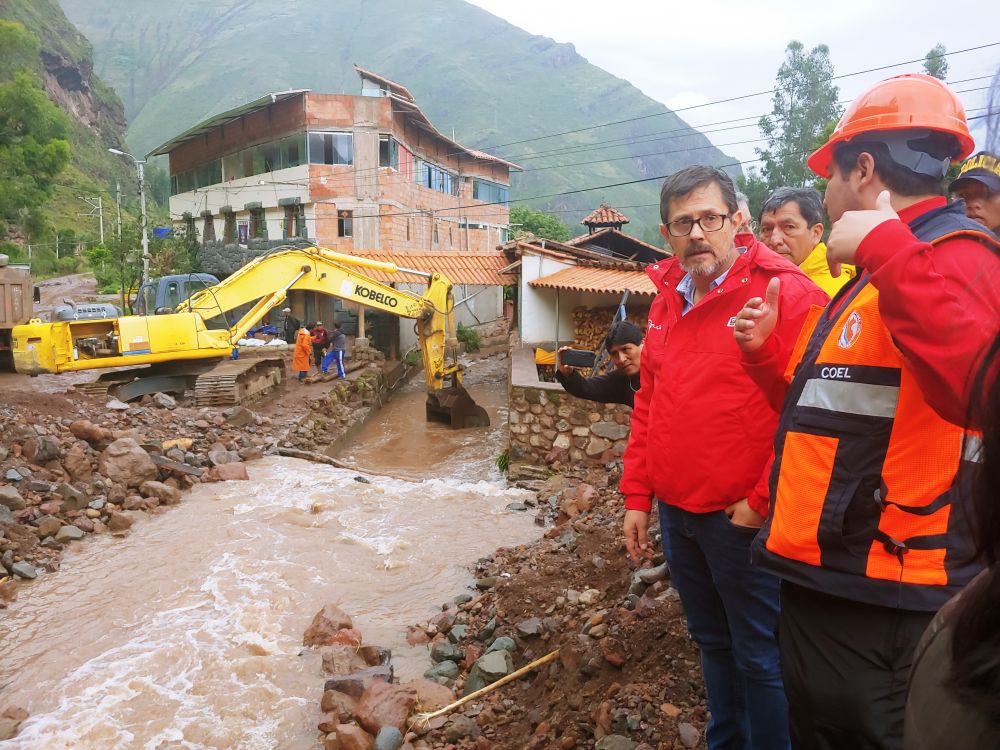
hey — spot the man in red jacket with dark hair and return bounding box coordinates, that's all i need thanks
[621,165,827,750]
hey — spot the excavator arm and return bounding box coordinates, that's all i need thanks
[12,245,489,427]
[177,245,461,392]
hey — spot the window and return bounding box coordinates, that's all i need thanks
[282,204,306,239]
[338,210,353,238]
[379,135,399,169]
[249,208,267,240]
[309,132,353,165]
[414,158,458,196]
[163,281,182,310]
[473,179,509,205]
[280,135,304,169]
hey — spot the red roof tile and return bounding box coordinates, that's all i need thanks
[342,252,511,286]
[529,266,655,295]
[581,203,630,226]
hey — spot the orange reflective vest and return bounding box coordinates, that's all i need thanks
[754,203,999,610]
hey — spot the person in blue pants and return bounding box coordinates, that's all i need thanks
[321,321,346,378]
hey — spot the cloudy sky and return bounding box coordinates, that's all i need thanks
[467,0,998,165]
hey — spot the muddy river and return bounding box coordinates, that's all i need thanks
[0,357,539,749]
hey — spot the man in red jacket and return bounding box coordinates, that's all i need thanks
[734,74,1000,749]
[621,166,827,750]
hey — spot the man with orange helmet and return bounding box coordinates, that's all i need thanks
[734,73,1000,749]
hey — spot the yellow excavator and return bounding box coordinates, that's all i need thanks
[11,245,490,428]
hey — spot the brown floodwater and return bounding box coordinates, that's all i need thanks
[0,356,538,749]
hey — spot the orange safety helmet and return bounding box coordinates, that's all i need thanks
[808,73,975,178]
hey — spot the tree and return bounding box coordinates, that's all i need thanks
[85,223,141,309]
[0,21,40,80]
[756,41,842,191]
[0,23,71,238]
[923,44,948,81]
[509,205,571,242]
[737,168,770,223]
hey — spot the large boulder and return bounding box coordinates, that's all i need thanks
[69,420,113,444]
[0,487,25,511]
[463,650,513,696]
[323,666,393,699]
[303,604,355,647]
[330,724,374,750]
[355,681,417,734]
[22,436,63,463]
[63,444,93,482]
[98,438,157,488]
[404,678,454,711]
[139,480,181,505]
[202,463,250,482]
[321,644,369,676]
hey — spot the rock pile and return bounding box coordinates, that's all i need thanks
[0,396,267,603]
[304,604,458,750]
[282,372,387,454]
[405,468,709,749]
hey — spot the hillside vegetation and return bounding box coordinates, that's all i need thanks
[0,0,139,271]
[59,0,737,241]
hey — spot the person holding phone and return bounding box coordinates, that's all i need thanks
[555,320,644,407]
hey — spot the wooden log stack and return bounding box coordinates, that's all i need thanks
[570,306,649,351]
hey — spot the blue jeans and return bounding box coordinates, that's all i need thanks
[321,349,345,378]
[658,502,789,750]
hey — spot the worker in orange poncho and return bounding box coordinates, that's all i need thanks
[292,324,312,381]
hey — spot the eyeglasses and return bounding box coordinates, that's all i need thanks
[665,213,731,237]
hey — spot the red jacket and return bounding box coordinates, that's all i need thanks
[621,238,829,516]
[743,197,1000,427]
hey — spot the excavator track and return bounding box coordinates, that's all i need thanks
[193,357,286,407]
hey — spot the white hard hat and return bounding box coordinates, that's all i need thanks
[316,321,323,325]
[282,307,291,313]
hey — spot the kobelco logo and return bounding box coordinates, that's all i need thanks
[838,311,862,349]
[354,284,398,308]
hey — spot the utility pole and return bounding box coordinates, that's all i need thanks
[109,148,150,284]
[137,161,149,284]
[115,181,123,240]
[78,195,105,244]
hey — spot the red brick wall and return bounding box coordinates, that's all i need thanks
[168,95,308,174]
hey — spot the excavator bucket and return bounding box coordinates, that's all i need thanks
[426,385,490,429]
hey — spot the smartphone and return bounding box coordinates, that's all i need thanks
[560,349,596,368]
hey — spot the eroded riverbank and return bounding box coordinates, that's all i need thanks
[1,457,540,749]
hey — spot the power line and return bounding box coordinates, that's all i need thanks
[480,42,1000,153]
[166,46,996,199]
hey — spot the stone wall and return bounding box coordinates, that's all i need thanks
[507,348,631,480]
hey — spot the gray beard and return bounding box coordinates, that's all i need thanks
[682,247,736,278]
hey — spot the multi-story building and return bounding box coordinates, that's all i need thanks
[148,67,518,355]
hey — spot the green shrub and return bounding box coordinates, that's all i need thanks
[457,323,480,353]
[495,448,509,473]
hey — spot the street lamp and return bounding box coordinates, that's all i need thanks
[108,147,150,285]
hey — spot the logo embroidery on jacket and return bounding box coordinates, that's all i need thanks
[838,311,863,349]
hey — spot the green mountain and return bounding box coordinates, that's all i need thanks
[58,0,738,241]
[0,0,137,246]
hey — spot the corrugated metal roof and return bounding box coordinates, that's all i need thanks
[529,266,656,296]
[345,252,511,286]
[147,90,311,157]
